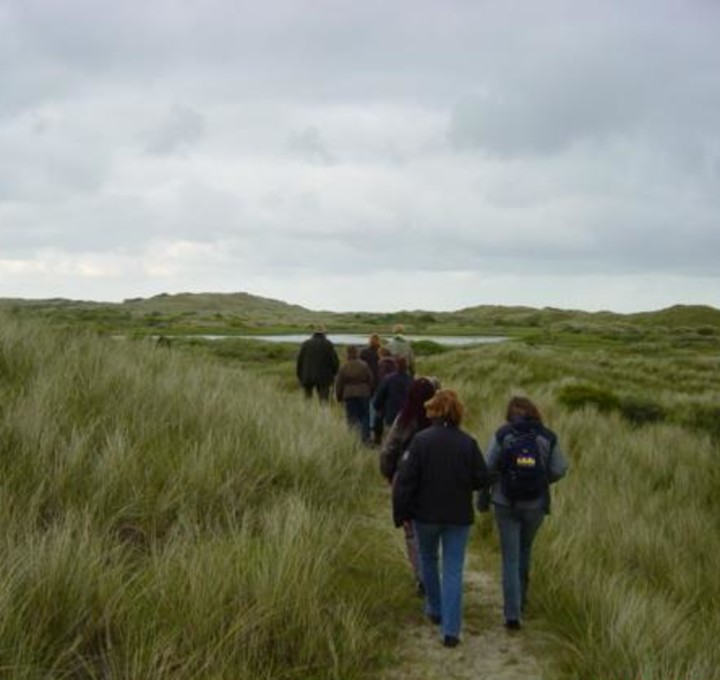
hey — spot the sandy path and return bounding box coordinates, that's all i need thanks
[375,523,545,680]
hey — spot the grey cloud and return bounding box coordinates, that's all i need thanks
[0,123,111,202]
[446,3,720,159]
[287,127,336,165]
[144,106,205,155]
[0,194,151,256]
[1,0,720,310]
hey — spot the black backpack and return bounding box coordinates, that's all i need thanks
[498,427,549,502]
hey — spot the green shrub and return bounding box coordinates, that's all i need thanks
[619,396,667,425]
[410,339,447,356]
[683,404,720,440]
[556,383,621,413]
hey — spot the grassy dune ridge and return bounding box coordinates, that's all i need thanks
[0,314,406,679]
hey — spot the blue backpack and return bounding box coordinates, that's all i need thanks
[498,426,549,502]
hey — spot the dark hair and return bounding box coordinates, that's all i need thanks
[397,377,437,429]
[506,396,543,424]
[346,345,359,359]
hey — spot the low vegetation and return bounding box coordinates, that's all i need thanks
[3,292,720,347]
[1,295,719,679]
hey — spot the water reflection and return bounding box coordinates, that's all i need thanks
[198,334,507,347]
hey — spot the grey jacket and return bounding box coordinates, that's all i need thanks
[484,422,568,514]
[386,335,415,375]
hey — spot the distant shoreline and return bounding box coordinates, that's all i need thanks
[180,333,510,347]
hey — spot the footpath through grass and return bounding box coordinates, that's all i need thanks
[2,314,720,679]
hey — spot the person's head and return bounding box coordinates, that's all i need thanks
[392,323,405,335]
[395,356,408,373]
[345,345,359,360]
[425,376,442,390]
[368,333,381,348]
[312,323,327,334]
[378,346,392,358]
[398,377,437,429]
[505,396,543,424]
[424,389,464,427]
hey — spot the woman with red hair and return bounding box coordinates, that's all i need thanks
[393,389,488,648]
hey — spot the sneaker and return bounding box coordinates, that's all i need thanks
[504,619,522,631]
[443,635,460,648]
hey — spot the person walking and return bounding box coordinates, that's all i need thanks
[393,389,488,648]
[380,377,438,595]
[373,346,397,442]
[360,333,382,444]
[376,346,397,383]
[335,345,374,443]
[387,324,415,376]
[295,324,339,401]
[484,396,569,631]
[373,357,412,436]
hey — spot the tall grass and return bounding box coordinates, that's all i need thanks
[0,315,408,679]
[5,313,720,679]
[421,342,720,679]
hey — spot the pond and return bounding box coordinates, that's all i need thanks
[196,334,508,347]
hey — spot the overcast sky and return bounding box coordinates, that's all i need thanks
[1,0,718,313]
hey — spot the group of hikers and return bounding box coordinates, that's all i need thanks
[295,324,569,649]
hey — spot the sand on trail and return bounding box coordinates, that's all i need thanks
[377,537,545,680]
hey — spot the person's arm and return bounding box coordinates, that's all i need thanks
[471,439,490,490]
[485,434,502,473]
[334,369,344,402]
[547,438,569,483]
[392,440,421,527]
[364,363,374,391]
[373,377,389,412]
[379,418,406,482]
[408,346,416,375]
[296,345,305,382]
[330,347,339,376]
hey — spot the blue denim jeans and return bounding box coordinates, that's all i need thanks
[493,504,545,623]
[414,522,471,638]
[344,397,370,442]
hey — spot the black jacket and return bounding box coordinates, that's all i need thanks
[392,422,488,526]
[373,371,413,425]
[359,345,379,385]
[296,333,339,387]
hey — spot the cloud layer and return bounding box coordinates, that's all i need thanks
[1,0,719,312]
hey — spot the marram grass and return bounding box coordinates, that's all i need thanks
[0,315,409,679]
[4,315,720,679]
[422,342,720,680]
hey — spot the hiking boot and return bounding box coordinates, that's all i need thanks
[504,619,522,631]
[443,636,460,648]
[427,613,441,625]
